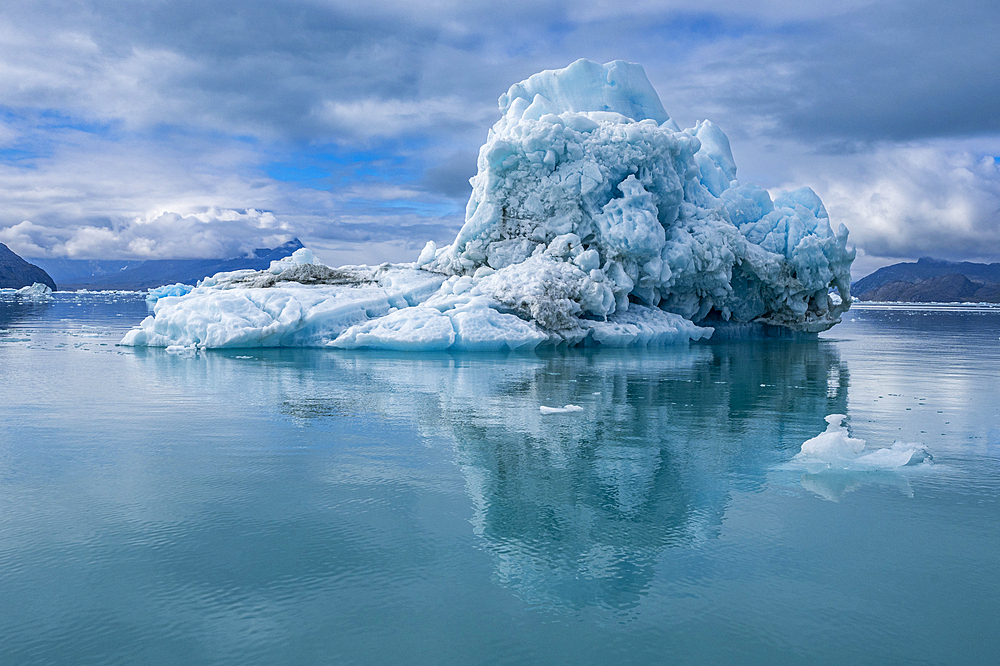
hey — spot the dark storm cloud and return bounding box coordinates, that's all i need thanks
[685,0,1000,143]
[5,0,998,143]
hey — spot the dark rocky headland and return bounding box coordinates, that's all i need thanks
[0,243,57,290]
[853,258,1000,303]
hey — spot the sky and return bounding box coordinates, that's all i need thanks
[0,0,997,279]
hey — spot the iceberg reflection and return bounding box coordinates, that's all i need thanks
[799,470,915,502]
[439,344,849,609]
[131,340,860,610]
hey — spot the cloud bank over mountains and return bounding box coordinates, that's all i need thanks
[0,0,997,275]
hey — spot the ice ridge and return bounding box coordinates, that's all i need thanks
[122,60,854,351]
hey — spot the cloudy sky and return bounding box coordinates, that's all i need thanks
[0,0,997,278]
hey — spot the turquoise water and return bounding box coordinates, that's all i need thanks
[1,294,999,665]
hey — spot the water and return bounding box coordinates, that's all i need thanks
[1,294,999,665]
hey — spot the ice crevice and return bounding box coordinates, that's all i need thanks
[121,59,854,351]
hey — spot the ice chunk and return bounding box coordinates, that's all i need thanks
[165,344,197,355]
[146,283,194,305]
[584,305,713,347]
[268,247,317,274]
[329,306,457,351]
[12,282,54,302]
[0,282,55,305]
[793,414,930,470]
[330,298,548,352]
[540,404,584,414]
[799,414,866,459]
[417,241,437,267]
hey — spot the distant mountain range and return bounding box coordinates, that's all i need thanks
[28,239,304,291]
[1,243,57,290]
[852,258,1000,303]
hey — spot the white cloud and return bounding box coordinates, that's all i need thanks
[0,208,295,259]
[0,0,997,271]
[806,144,1000,275]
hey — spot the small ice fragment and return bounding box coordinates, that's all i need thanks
[540,404,584,414]
[799,414,865,459]
[795,414,930,469]
[165,344,197,355]
[592,392,601,395]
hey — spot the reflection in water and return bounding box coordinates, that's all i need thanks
[131,341,852,611]
[439,344,850,610]
[0,299,53,332]
[799,470,914,502]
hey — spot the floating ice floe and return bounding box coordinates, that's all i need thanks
[793,414,931,471]
[165,344,198,356]
[540,404,585,414]
[122,59,854,351]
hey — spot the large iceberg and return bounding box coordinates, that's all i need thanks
[122,59,853,351]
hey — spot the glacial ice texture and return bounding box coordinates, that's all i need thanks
[429,58,854,333]
[122,59,853,350]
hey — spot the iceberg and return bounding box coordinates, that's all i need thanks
[0,282,55,303]
[122,59,853,350]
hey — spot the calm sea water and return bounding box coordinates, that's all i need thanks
[1,294,998,665]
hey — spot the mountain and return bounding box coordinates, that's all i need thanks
[29,258,143,286]
[28,239,304,291]
[853,258,1000,303]
[0,243,58,290]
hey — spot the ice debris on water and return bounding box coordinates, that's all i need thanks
[794,414,931,470]
[121,59,854,351]
[165,344,198,355]
[540,405,584,414]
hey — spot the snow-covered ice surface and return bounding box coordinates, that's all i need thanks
[122,59,853,350]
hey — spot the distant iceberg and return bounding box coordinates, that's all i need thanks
[0,282,54,303]
[122,59,853,350]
